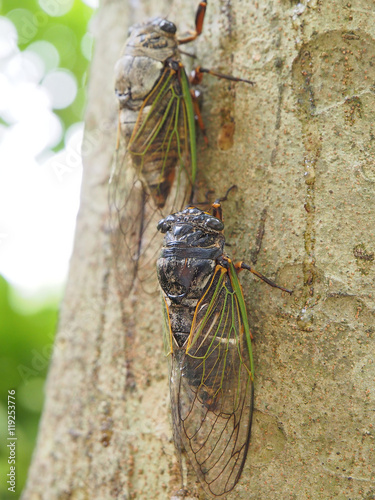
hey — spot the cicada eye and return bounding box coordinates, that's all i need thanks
[206,218,224,231]
[158,214,176,233]
[159,19,177,34]
[157,219,169,233]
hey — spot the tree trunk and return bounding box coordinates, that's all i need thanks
[23,1,375,499]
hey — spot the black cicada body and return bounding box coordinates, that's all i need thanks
[157,199,292,497]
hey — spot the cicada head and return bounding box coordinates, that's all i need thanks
[115,17,180,109]
[123,17,179,62]
[156,208,225,303]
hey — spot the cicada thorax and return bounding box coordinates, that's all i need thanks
[157,207,225,342]
[111,18,197,296]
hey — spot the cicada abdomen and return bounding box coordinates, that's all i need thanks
[157,198,292,497]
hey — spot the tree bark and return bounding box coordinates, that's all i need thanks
[23,1,375,499]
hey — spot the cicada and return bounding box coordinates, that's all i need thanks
[157,192,292,497]
[109,1,254,296]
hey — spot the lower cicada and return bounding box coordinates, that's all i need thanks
[109,1,254,296]
[157,191,292,497]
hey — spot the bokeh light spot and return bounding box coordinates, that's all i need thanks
[27,40,60,73]
[5,51,42,85]
[82,0,99,8]
[44,24,77,68]
[17,51,45,83]
[81,32,94,61]
[0,16,18,58]
[42,69,77,109]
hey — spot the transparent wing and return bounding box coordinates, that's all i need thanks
[109,148,151,297]
[109,66,196,296]
[170,265,254,497]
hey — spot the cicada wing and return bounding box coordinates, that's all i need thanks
[161,297,185,463]
[174,266,254,497]
[109,66,196,296]
[109,144,141,297]
[128,66,196,211]
[161,296,174,359]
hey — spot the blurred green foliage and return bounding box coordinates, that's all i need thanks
[2,0,94,149]
[0,1,95,497]
[0,276,59,499]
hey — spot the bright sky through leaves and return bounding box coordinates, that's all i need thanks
[0,1,95,293]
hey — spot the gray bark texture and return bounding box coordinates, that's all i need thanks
[23,0,375,499]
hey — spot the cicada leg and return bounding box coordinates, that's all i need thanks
[236,261,293,294]
[178,1,207,44]
[191,65,255,86]
[211,185,237,221]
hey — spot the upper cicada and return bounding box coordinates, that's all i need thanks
[157,191,292,497]
[109,1,254,296]
[109,4,204,296]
